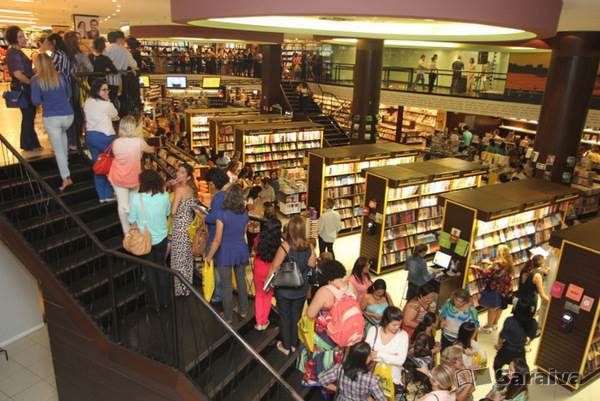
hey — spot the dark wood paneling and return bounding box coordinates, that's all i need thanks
[307,154,324,214]
[360,174,387,274]
[537,241,600,386]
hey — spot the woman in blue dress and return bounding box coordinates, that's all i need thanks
[361,279,393,332]
[205,184,250,323]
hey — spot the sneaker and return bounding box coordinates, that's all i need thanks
[276,341,290,356]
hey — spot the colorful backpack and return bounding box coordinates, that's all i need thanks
[326,284,365,347]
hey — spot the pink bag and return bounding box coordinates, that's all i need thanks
[326,285,365,347]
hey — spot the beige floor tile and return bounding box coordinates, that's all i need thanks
[0,367,39,397]
[0,357,26,381]
[2,337,35,357]
[0,390,9,401]
[11,344,50,368]
[12,380,56,401]
[27,359,54,379]
[44,376,56,388]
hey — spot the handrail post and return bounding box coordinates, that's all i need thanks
[107,255,120,342]
[169,279,181,370]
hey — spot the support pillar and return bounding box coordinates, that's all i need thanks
[350,39,384,143]
[533,32,600,183]
[259,44,283,113]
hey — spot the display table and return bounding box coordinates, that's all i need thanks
[536,219,600,390]
[360,158,487,275]
[438,179,580,306]
[307,143,420,235]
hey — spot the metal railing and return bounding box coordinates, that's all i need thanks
[0,134,303,401]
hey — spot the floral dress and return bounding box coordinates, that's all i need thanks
[171,197,196,296]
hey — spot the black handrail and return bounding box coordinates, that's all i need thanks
[279,83,294,115]
[0,134,303,401]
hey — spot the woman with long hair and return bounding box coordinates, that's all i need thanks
[108,115,153,233]
[516,254,550,313]
[319,342,386,401]
[168,163,198,297]
[348,256,373,303]
[403,283,438,340]
[31,53,73,191]
[455,321,487,370]
[128,169,171,308]
[439,289,479,350]
[205,184,250,323]
[268,215,317,355]
[253,218,282,331]
[64,31,92,73]
[366,306,410,395]
[5,25,42,152]
[417,364,457,401]
[410,312,440,368]
[84,78,119,201]
[361,279,393,331]
[440,345,475,401]
[487,358,530,401]
[476,244,514,333]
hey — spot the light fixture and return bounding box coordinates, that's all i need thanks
[112,13,116,16]
[0,18,36,23]
[10,0,33,3]
[0,9,33,14]
[116,10,120,13]
[0,14,37,20]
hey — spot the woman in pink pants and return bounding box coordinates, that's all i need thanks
[253,218,281,331]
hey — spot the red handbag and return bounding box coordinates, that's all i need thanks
[93,143,114,175]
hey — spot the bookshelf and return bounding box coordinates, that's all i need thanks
[235,121,324,175]
[403,107,445,141]
[209,114,291,157]
[361,158,487,275]
[279,167,307,215]
[307,144,421,235]
[437,179,579,307]
[536,219,600,390]
[186,107,258,154]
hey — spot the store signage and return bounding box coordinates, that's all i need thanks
[564,301,580,315]
[580,295,595,313]
[551,281,566,299]
[565,284,585,303]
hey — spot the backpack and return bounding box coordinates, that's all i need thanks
[326,284,365,347]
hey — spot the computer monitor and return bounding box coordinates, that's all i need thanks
[433,251,452,270]
[139,75,150,88]
[166,76,187,89]
[202,76,221,89]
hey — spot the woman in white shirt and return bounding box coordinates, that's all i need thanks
[365,306,409,394]
[84,78,119,202]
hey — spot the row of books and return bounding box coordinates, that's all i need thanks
[245,131,321,145]
[324,156,414,176]
[471,229,553,265]
[252,160,303,172]
[333,195,363,209]
[325,175,367,188]
[383,232,438,254]
[385,206,442,226]
[381,242,440,268]
[245,141,320,154]
[245,151,302,163]
[476,203,565,236]
[192,126,210,132]
[217,135,235,143]
[341,217,362,230]
[325,184,365,199]
[384,219,442,241]
[192,134,209,140]
[473,214,561,250]
[191,116,209,125]
[339,207,364,219]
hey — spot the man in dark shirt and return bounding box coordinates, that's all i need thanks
[451,55,465,94]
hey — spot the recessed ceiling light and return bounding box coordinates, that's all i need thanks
[10,0,33,3]
[0,18,36,23]
[0,14,37,21]
[0,9,33,14]
[116,10,120,13]
[112,13,116,16]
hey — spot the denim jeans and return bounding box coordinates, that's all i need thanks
[86,131,116,200]
[43,115,74,180]
[217,264,249,322]
[20,105,41,150]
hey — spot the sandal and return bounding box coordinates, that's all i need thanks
[59,178,73,192]
[276,341,290,356]
[300,380,321,388]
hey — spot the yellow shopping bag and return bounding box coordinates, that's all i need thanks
[297,302,315,352]
[187,214,200,239]
[231,264,255,296]
[373,362,394,401]
[202,260,215,301]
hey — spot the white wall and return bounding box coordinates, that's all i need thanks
[0,241,44,346]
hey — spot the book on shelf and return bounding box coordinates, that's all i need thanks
[585,324,600,375]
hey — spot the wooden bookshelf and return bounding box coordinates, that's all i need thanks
[360,158,487,275]
[186,107,258,154]
[438,179,579,306]
[235,121,324,175]
[536,219,600,390]
[307,144,421,235]
[209,114,291,157]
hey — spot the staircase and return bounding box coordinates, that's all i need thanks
[281,80,351,147]
[0,136,320,401]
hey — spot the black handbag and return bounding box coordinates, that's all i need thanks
[272,245,305,289]
[3,85,29,109]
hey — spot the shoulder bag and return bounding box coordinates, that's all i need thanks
[93,142,114,175]
[272,244,305,288]
[3,81,29,109]
[123,194,152,256]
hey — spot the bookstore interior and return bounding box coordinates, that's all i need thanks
[2,1,600,400]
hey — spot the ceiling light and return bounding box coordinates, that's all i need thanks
[0,9,33,14]
[112,13,116,16]
[0,14,37,20]
[10,0,33,2]
[116,10,120,13]
[0,18,36,23]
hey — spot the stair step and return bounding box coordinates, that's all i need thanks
[201,327,279,399]
[16,198,114,232]
[69,263,139,298]
[0,163,90,191]
[0,180,96,213]
[53,235,123,276]
[34,215,120,253]
[90,282,146,320]
[221,345,296,401]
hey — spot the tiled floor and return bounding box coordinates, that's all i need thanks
[0,326,57,401]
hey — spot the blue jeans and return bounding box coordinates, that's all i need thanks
[43,115,74,180]
[216,264,248,321]
[86,131,115,200]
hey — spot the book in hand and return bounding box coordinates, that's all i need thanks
[263,272,276,291]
